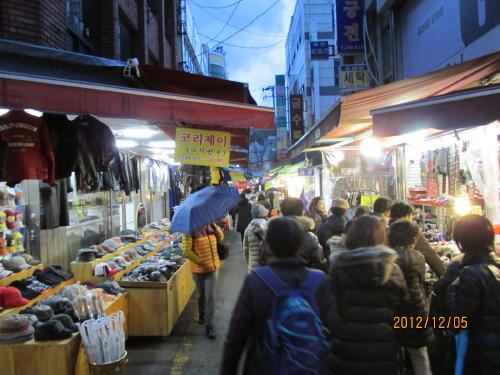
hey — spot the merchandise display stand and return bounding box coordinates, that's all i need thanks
[70,229,167,283]
[0,292,128,375]
[120,260,195,337]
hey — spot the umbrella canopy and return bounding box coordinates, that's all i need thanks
[170,185,241,234]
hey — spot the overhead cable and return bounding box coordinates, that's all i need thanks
[190,0,242,9]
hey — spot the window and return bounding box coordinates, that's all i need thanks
[66,0,100,54]
[120,17,135,61]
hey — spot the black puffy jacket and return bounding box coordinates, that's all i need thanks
[329,246,409,375]
[393,247,434,348]
[434,251,500,375]
[316,215,348,257]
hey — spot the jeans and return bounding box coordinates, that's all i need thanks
[407,346,432,375]
[192,271,218,327]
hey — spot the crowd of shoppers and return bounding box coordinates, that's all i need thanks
[219,193,499,375]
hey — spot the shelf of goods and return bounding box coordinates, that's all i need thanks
[120,260,195,337]
[0,264,128,375]
[69,228,169,283]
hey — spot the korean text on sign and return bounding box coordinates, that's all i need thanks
[175,128,231,167]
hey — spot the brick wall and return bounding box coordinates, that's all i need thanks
[100,0,120,60]
[146,7,160,63]
[40,0,67,49]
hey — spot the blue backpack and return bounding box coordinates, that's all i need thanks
[253,267,330,375]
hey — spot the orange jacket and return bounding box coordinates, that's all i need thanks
[182,225,223,273]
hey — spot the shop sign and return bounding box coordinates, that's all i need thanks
[340,64,369,90]
[298,167,314,176]
[289,94,304,144]
[174,128,231,167]
[310,41,330,60]
[275,75,288,159]
[336,0,365,55]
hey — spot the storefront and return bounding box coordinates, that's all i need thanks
[0,42,274,375]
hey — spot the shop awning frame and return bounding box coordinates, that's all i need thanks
[371,84,500,137]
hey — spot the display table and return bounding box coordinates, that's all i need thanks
[0,292,128,375]
[121,260,195,336]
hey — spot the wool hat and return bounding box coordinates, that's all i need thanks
[19,253,41,266]
[34,319,73,341]
[3,256,31,272]
[53,314,78,332]
[94,263,118,277]
[0,287,30,308]
[0,263,13,279]
[0,314,34,343]
[33,269,63,286]
[30,304,54,322]
[331,198,350,210]
[44,265,73,281]
[95,281,125,296]
[76,248,98,263]
[251,203,269,219]
[38,296,78,321]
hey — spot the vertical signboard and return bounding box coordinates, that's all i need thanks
[275,75,288,159]
[289,94,304,144]
[336,0,365,54]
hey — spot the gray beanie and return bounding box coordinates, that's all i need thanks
[251,203,269,219]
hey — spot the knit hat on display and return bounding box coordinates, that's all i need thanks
[53,314,79,332]
[30,304,54,322]
[251,203,269,219]
[0,314,34,343]
[19,253,41,266]
[95,281,125,296]
[2,256,31,272]
[76,248,98,262]
[34,319,73,341]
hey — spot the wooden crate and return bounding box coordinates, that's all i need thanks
[0,332,81,375]
[123,261,191,337]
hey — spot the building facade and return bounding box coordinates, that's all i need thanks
[0,0,185,69]
[202,45,228,79]
[364,0,500,84]
[285,0,341,135]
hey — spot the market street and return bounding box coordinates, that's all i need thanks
[126,230,245,374]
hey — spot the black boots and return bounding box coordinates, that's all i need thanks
[206,324,216,340]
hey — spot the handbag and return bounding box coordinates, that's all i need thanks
[217,241,229,260]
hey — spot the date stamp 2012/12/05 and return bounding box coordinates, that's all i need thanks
[394,316,468,329]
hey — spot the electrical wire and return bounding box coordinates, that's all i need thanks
[190,0,242,10]
[196,0,282,57]
[211,0,243,41]
[198,33,284,49]
[191,2,286,38]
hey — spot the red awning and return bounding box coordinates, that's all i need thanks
[0,71,274,130]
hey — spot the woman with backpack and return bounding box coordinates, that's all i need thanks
[243,203,269,272]
[222,217,335,375]
[434,215,500,375]
[329,216,410,375]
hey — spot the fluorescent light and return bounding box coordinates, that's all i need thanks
[148,140,176,148]
[404,129,427,145]
[360,137,383,157]
[0,108,10,116]
[148,148,164,154]
[116,139,139,148]
[24,109,43,117]
[121,128,158,139]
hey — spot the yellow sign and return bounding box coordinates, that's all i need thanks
[340,64,369,90]
[174,128,231,167]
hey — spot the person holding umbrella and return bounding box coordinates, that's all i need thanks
[182,223,223,340]
[171,185,241,340]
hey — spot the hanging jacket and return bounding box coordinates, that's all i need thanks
[243,218,268,271]
[434,251,500,375]
[393,246,434,348]
[0,110,55,186]
[329,246,410,375]
[182,224,223,273]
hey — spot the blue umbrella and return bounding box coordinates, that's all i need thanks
[170,185,241,234]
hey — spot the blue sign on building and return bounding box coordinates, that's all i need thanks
[336,0,365,54]
[298,168,314,177]
[310,41,330,60]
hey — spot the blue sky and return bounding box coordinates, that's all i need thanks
[187,0,296,107]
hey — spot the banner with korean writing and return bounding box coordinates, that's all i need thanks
[275,75,288,159]
[289,94,304,144]
[336,0,365,54]
[174,128,231,167]
[340,64,369,90]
